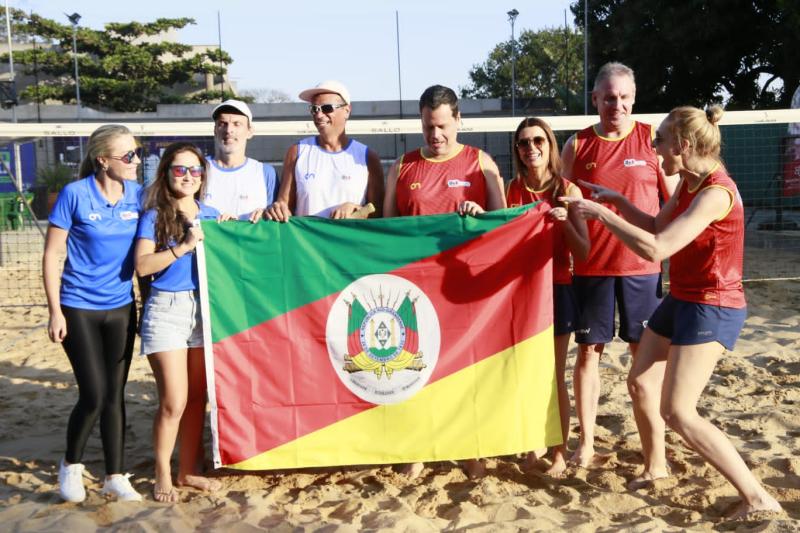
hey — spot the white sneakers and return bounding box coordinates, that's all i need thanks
[101,473,143,502]
[58,459,142,502]
[58,459,86,503]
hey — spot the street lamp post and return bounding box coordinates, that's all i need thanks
[507,9,519,117]
[65,12,83,161]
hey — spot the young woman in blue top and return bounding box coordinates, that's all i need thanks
[43,124,144,502]
[135,142,232,503]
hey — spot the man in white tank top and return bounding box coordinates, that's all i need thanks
[205,100,278,221]
[265,81,384,221]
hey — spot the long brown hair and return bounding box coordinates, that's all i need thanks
[512,117,569,207]
[143,142,208,250]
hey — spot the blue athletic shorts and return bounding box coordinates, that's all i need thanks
[646,294,746,351]
[554,283,579,336]
[573,274,662,344]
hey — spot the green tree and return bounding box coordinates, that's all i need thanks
[571,0,800,111]
[461,27,584,114]
[1,9,233,112]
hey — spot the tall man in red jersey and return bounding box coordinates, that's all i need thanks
[383,84,506,218]
[561,62,678,466]
[383,85,505,479]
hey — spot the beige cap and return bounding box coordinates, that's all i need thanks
[298,80,351,104]
[212,99,253,123]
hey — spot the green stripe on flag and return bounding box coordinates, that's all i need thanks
[201,205,536,342]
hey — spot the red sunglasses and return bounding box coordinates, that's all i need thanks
[170,165,204,178]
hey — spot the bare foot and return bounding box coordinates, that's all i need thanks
[521,452,541,472]
[153,483,179,503]
[726,496,783,520]
[569,445,595,468]
[177,474,222,493]
[400,462,424,480]
[544,451,568,478]
[627,470,670,490]
[463,458,486,480]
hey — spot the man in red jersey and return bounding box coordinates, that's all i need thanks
[560,62,678,467]
[383,85,505,479]
[383,84,505,218]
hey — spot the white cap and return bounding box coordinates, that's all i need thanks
[212,99,253,123]
[298,80,351,105]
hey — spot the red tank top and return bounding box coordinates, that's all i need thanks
[395,145,487,216]
[572,121,661,276]
[669,167,745,308]
[506,177,576,285]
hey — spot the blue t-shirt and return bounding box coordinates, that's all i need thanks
[49,176,142,310]
[136,202,220,291]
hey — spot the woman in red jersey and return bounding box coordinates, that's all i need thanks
[507,117,589,476]
[567,106,782,518]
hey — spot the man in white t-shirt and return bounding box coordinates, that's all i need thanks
[205,99,278,221]
[265,81,383,221]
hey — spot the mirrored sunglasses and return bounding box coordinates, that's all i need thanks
[308,103,348,115]
[169,165,204,178]
[515,136,547,149]
[108,148,142,164]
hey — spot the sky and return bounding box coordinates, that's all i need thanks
[14,0,577,102]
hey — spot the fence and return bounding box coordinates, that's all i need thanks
[1,109,799,307]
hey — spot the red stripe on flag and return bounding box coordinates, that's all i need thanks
[212,206,553,464]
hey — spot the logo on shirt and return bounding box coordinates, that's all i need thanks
[120,210,139,221]
[340,175,352,181]
[585,162,597,170]
[88,213,102,222]
[304,172,316,181]
[239,194,249,200]
[447,179,471,188]
[623,159,647,167]
[409,182,421,190]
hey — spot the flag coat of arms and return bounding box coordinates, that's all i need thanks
[198,204,561,470]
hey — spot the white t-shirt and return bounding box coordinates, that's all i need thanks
[205,157,278,219]
[294,138,369,217]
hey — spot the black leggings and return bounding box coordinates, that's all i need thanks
[61,303,136,475]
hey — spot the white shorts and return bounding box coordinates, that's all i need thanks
[140,288,204,355]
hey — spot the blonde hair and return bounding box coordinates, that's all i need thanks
[78,124,134,178]
[666,105,724,159]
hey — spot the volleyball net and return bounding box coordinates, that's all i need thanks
[1,108,799,306]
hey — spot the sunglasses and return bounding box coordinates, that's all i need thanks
[515,136,547,149]
[309,103,348,115]
[169,165,204,178]
[108,148,142,164]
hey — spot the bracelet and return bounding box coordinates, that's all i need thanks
[169,246,179,259]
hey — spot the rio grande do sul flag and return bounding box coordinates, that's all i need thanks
[197,204,560,470]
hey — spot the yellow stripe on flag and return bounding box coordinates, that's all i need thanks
[228,327,560,470]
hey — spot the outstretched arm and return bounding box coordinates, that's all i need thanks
[568,186,732,263]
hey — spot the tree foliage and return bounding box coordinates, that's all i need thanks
[571,0,800,111]
[461,27,585,114]
[0,9,233,112]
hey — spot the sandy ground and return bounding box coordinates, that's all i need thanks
[1,281,799,532]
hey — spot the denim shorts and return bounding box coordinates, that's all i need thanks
[140,288,204,355]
